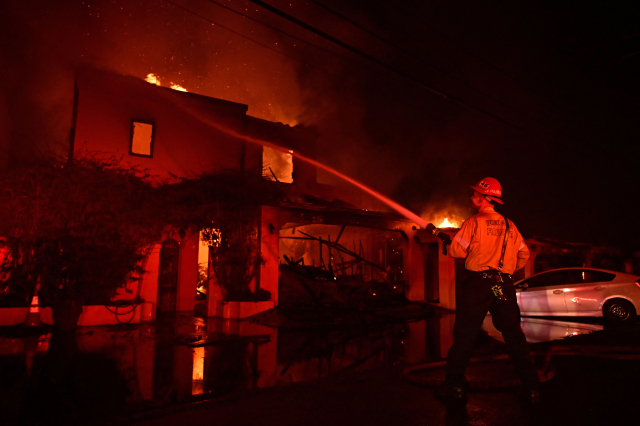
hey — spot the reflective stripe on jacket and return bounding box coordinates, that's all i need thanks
[449,205,529,274]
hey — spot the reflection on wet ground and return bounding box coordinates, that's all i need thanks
[482,315,604,344]
[0,310,616,424]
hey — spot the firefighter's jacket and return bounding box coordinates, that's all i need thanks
[449,205,529,275]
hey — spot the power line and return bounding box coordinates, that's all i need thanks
[246,0,527,131]
[318,0,563,126]
[163,0,502,115]
[164,0,427,93]
[161,0,358,86]
[163,0,549,140]
[165,0,525,133]
[204,0,524,117]
[202,0,380,76]
[164,0,619,163]
[307,0,523,114]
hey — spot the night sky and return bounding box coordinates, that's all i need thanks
[1,1,639,250]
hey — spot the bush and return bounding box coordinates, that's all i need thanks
[0,156,283,305]
[0,156,162,305]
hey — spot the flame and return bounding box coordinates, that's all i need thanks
[170,84,188,92]
[145,73,161,86]
[263,146,293,183]
[192,346,205,395]
[145,73,188,92]
[421,207,463,229]
[436,217,460,228]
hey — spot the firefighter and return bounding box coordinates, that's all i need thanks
[436,177,539,404]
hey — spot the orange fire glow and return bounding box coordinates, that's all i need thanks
[421,206,464,229]
[192,346,204,395]
[170,84,188,92]
[145,73,161,86]
[263,147,293,183]
[145,73,188,92]
[437,217,460,228]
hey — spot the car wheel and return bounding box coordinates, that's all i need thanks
[603,299,637,322]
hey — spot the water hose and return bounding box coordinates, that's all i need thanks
[104,299,140,324]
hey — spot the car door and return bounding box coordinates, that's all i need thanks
[564,269,614,315]
[517,270,569,315]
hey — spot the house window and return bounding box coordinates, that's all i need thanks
[130,121,154,157]
[262,146,293,184]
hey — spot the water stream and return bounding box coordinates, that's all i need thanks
[168,93,428,228]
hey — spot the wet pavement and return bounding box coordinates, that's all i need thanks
[1,307,639,425]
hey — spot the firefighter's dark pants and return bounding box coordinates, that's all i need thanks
[445,271,538,390]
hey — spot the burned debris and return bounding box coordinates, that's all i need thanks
[279,228,405,310]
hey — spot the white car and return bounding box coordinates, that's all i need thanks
[514,268,640,322]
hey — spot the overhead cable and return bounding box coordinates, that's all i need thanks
[161,0,355,84]
[203,0,379,75]
[308,0,523,113]
[246,0,526,131]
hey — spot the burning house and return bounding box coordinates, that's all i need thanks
[32,68,457,326]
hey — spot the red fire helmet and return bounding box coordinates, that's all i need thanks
[470,177,503,204]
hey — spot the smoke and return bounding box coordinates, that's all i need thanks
[0,0,533,204]
[0,0,308,160]
[0,1,487,181]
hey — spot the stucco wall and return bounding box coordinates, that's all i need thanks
[73,70,256,179]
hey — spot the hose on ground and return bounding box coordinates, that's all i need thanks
[104,299,141,324]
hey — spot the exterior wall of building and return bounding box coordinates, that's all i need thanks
[176,231,199,312]
[138,244,161,321]
[73,70,257,180]
[413,230,457,310]
[438,248,456,310]
[403,226,426,303]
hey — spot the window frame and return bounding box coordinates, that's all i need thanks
[262,146,294,184]
[525,270,567,288]
[129,120,155,158]
[578,269,616,284]
[522,268,617,289]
